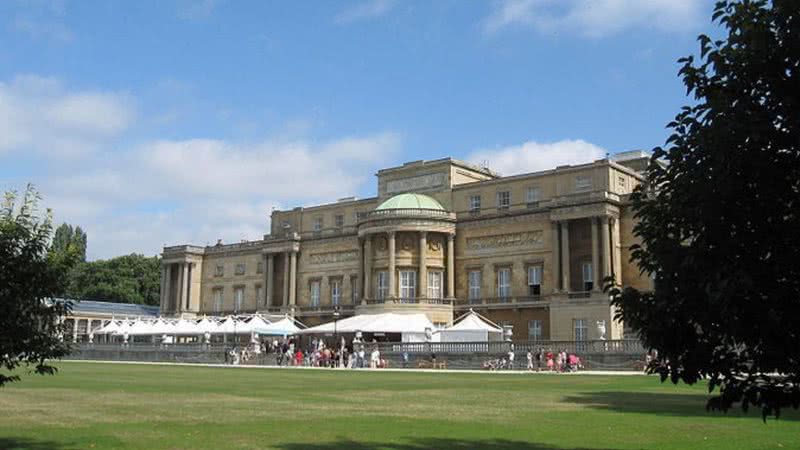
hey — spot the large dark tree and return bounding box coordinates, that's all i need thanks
[612,0,800,419]
[0,185,75,386]
[52,223,87,262]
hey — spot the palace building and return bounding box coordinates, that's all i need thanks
[160,152,652,341]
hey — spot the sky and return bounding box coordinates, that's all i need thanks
[0,0,718,260]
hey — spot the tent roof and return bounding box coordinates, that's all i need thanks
[256,317,302,335]
[299,313,434,335]
[446,311,502,333]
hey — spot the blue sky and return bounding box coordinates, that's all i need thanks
[0,0,717,259]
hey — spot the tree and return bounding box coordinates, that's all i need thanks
[67,254,161,306]
[611,0,800,419]
[52,223,87,262]
[0,185,75,386]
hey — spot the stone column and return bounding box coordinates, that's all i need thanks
[72,319,78,342]
[600,216,612,285]
[447,233,455,299]
[282,252,290,307]
[591,217,601,291]
[560,221,571,292]
[164,264,172,313]
[265,254,274,308]
[611,217,622,285]
[363,237,372,304]
[388,232,396,299]
[551,222,560,293]
[159,265,167,313]
[289,251,297,307]
[175,263,183,313]
[419,232,427,299]
[356,238,364,304]
[181,262,190,312]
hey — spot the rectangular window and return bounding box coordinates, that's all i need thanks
[526,186,541,205]
[582,262,593,291]
[399,270,417,301]
[234,287,244,312]
[355,211,367,221]
[497,268,511,300]
[527,265,542,296]
[528,320,542,341]
[235,263,246,275]
[310,280,320,307]
[331,279,341,306]
[313,217,323,232]
[468,270,481,303]
[256,261,264,274]
[469,195,481,213]
[618,176,626,190]
[215,264,224,277]
[496,191,510,210]
[256,285,263,306]
[213,288,223,313]
[427,271,443,299]
[335,214,344,228]
[376,271,388,301]
[576,175,592,190]
[574,319,588,341]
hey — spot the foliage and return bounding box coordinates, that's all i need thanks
[67,254,161,306]
[0,185,75,386]
[52,223,87,262]
[610,0,800,419]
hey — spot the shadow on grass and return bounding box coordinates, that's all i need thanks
[563,391,799,420]
[0,437,70,450]
[276,438,616,450]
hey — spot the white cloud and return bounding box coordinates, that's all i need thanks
[335,0,396,25]
[483,0,703,37]
[0,75,135,156]
[467,139,607,176]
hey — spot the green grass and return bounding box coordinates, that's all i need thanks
[1,362,798,449]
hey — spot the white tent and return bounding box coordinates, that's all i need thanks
[127,319,156,336]
[94,320,122,335]
[235,316,272,335]
[195,317,219,334]
[437,310,503,342]
[255,317,303,336]
[150,318,174,335]
[214,317,244,334]
[173,319,201,335]
[299,313,434,340]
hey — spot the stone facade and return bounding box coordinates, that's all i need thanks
[161,154,653,340]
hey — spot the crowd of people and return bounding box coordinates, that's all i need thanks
[483,348,583,372]
[265,336,389,369]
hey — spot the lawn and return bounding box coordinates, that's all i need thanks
[0,362,798,450]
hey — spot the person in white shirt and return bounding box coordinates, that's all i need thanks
[527,351,533,371]
[507,349,515,370]
[370,348,380,369]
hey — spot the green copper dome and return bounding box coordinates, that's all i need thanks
[375,193,445,211]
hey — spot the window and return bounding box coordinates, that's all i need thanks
[497,268,511,300]
[256,285,263,306]
[575,175,592,190]
[582,262,593,291]
[574,319,588,341]
[376,271,388,301]
[496,191,510,210]
[527,265,542,296]
[313,217,323,232]
[335,214,344,228]
[310,280,320,307]
[355,211,367,221]
[213,288,223,312]
[468,270,481,303]
[215,264,224,277]
[399,270,416,301]
[235,263,246,275]
[427,271,443,299]
[331,279,341,306]
[469,195,481,213]
[234,287,244,312]
[526,186,541,205]
[350,275,359,303]
[528,320,542,341]
[256,261,264,274]
[618,176,626,190]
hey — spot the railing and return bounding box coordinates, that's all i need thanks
[364,208,455,221]
[363,297,453,306]
[568,291,592,299]
[378,339,645,355]
[297,304,356,314]
[453,296,547,309]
